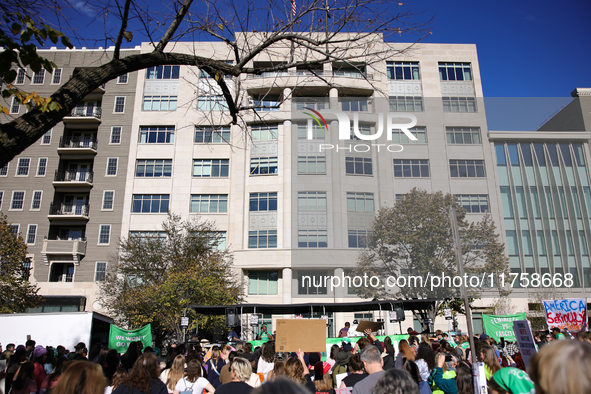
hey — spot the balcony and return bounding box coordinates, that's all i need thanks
[41,238,87,265]
[292,98,329,111]
[57,137,98,157]
[48,203,90,221]
[53,170,94,191]
[62,107,102,124]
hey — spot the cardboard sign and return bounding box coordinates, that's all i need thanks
[543,298,588,331]
[275,319,326,352]
[512,320,537,368]
[472,362,487,394]
[355,320,384,332]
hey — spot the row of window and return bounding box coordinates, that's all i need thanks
[9,97,125,115]
[0,190,116,212]
[506,229,590,257]
[496,142,586,168]
[7,223,111,246]
[13,68,128,86]
[27,128,122,147]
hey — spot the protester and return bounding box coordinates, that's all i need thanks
[487,367,534,394]
[339,354,367,389]
[529,340,591,394]
[44,347,56,375]
[219,352,238,385]
[5,348,27,393]
[256,341,275,383]
[207,347,226,388]
[429,353,456,394]
[88,343,103,363]
[1,343,15,361]
[326,345,339,369]
[170,359,215,394]
[403,360,432,394]
[250,378,311,394]
[32,345,48,388]
[338,323,351,338]
[551,327,565,340]
[372,368,419,394]
[106,368,129,394]
[216,358,254,394]
[113,353,167,394]
[331,346,352,388]
[479,345,501,380]
[39,356,67,394]
[121,342,141,371]
[394,340,415,369]
[352,345,385,394]
[159,355,185,394]
[454,361,473,394]
[11,361,37,394]
[267,352,287,382]
[70,342,88,361]
[415,342,436,382]
[312,362,333,394]
[382,337,395,370]
[257,325,274,341]
[53,361,106,394]
[25,340,36,361]
[284,351,314,392]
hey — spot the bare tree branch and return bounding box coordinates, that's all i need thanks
[113,0,133,59]
[154,0,194,52]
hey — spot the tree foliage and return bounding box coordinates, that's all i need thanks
[97,213,242,343]
[354,188,510,328]
[0,0,431,167]
[0,212,43,313]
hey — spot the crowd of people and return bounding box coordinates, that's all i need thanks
[1,324,590,394]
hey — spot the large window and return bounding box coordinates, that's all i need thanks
[341,99,368,112]
[455,195,489,213]
[16,158,30,176]
[298,230,328,248]
[195,126,231,144]
[30,191,42,210]
[132,195,170,213]
[390,127,427,144]
[298,270,328,295]
[102,191,115,210]
[16,68,26,85]
[190,195,228,213]
[250,157,278,175]
[52,69,62,84]
[95,262,107,281]
[389,96,423,112]
[32,69,45,84]
[346,157,373,175]
[297,123,324,140]
[106,158,118,176]
[249,192,278,212]
[98,225,111,245]
[348,230,368,248]
[393,159,430,178]
[146,65,180,79]
[142,96,177,111]
[347,192,374,212]
[26,224,37,245]
[298,156,326,174]
[11,191,25,210]
[197,95,227,111]
[37,158,47,176]
[442,97,476,113]
[439,62,472,81]
[251,125,278,141]
[139,126,175,143]
[298,192,327,211]
[135,159,172,177]
[446,127,481,144]
[449,160,485,178]
[387,62,420,80]
[117,73,128,83]
[193,159,229,177]
[113,96,126,113]
[248,230,277,248]
[248,271,278,295]
[110,127,122,144]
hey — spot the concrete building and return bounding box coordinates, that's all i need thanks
[1,36,588,337]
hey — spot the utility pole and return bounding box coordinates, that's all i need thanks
[449,207,477,358]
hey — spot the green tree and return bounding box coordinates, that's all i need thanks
[0,212,43,312]
[97,213,242,343]
[0,0,431,167]
[354,188,510,329]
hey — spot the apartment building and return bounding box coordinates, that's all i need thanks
[1,36,587,336]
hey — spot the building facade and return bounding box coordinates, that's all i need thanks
[1,37,588,336]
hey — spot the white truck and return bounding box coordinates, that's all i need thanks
[0,311,113,350]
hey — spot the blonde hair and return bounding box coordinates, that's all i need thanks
[434,353,448,373]
[314,373,332,391]
[166,355,186,390]
[231,358,252,381]
[398,340,415,362]
[53,361,106,394]
[529,340,591,394]
[210,348,221,361]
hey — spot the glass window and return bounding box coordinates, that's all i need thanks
[248,230,277,248]
[139,126,175,143]
[249,193,278,212]
[393,159,430,178]
[42,129,52,145]
[52,69,62,84]
[346,192,374,211]
[495,143,506,166]
[132,195,170,213]
[250,157,278,175]
[446,127,481,144]
[298,156,326,174]
[439,62,472,81]
[11,191,25,210]
[455,195,489,213]
[442,97,476,113]
[297,123,325,140]
[298,230,328,248]
[530,187,541,218]
[106,158,118,176]
[102,191,114,210]
[190,195,228,213]
[387,62,420,80]
[515,187,527,218]
[580,231,589,256]
[16,68,26,84]
[537,231,547,256]
[251,125,279,141]
[500,187,514,218]
[95,262,107,281]
[571,187,582,218]
[559,144,572,167]
[558,186,568,218]
[142,95,177,111]
[546,144,559,166]
[197,95,227,111]
[37,158,47,176]
[522,230,533,255]
[449,160,485,178]
[506,230,518,256]
[346,157,372,175]
[521,143,533,166]
[16,158,30,176]
[135,159,172,177]
[193,159,229,177]
[98,225,111,244]
[31,191,42,210]
[0,191,3,210]
[341,99,368,112]
[298,192,327,211]
[389,96,423,112]
[117,74,128,83]
[348,230,368,248]
[26,224,37,245]
[32,69,45,84]
[195,126,231,143]
[298,270,328,295]
[113,96,125,113]
[146,65,180,79]
[552,231,560,255]
[573,144,585,167]
[249,271,278,295]
[545,187,555,219]
[507,144,519,166]
[390,127,427,144]
[533,143,546,166]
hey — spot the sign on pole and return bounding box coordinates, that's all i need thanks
[542,298,587,331]
[108,324,152,354]
[482,313,526,342]
[181,317,189,328]
[512,320,537,368]
[444,308,453,320]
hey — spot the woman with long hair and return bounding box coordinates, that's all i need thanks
[383,337,396,370]
[39,356,68,394]
[428,353,456,394]
[284,351,314,393]
[106,368,129,394]
[88,343,103,363]
[11,362,37,394]
[159,355,185,394]
[415,342,436,382]
[172,359,215,394]
[113,352,167,394]
[53,361,107,394]
[44,347,56,375]
[395,340,416,369]
[340,354,367,389]
[207,347,226,389]
[256,341,275,383]
[326,345,339,369]
[121,342,141,371]
[403,360,432,394]
[479,345,501,380]
[455,361,474,394]
[33,345,48,388]
[313,362,333,394]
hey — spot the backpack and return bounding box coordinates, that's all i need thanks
[332,363,348,388]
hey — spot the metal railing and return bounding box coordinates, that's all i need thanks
[58,137,98,150]
[68,106,102,118]
[245,70,373,80]
[49,203,90,217]
[54,170,94,183]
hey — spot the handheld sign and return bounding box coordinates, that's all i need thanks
[275,319,326,352]
[356,320,384,333]
[512,319,537,368]
[542,298,587,331]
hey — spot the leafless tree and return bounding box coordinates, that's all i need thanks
[0,0,431,167]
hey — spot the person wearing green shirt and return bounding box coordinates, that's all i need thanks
[257,324,274,341]
[551,327,566,339]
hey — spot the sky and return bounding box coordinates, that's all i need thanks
[45,0,590,129]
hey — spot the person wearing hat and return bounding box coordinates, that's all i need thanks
[312,361,333,394]
[331,345,352,388]
[551,327,566,340]
[70,342,88,361]
[32,345,47,388]
[488,367,535,394]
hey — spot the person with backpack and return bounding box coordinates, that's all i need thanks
[339,354,367,388]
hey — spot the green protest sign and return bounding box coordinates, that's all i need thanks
[109,324,152,353]
[482,313,526,342]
